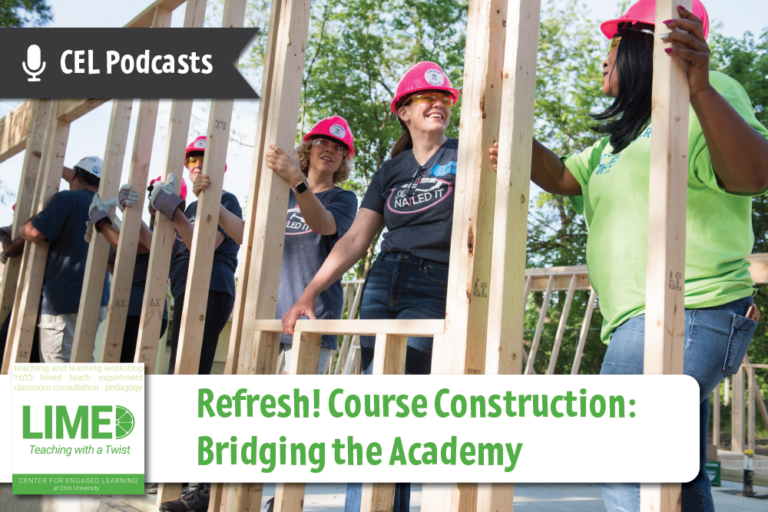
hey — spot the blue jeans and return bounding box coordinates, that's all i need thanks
[346,252,448,511]
[599,296,758,512]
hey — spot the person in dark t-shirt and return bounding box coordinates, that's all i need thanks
[150,136,242,376]
[281,62,460,512]
[90,177,184,362]
[17,155,110,362]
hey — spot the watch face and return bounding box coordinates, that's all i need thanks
[296,181,308,194]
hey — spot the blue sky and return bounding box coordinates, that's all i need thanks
[0,0,765,234]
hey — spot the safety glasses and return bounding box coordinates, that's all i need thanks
[405,91,455,108]
[186,156,203,167]
[608,27,655,56]
[312,137,348,157]
[608,36,621,55]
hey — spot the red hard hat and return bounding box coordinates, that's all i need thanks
[184,135,227,172]
[11,204,15,211]
[390,61,460,115]
[601,0,709,39]
[302,116,355,157]
[150,175,187,201]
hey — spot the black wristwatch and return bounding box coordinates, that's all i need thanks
[294,179,309,194]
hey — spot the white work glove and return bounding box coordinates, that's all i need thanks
[150,174,183,221]
[84,221,94,243]
[117,183,139,211]
[88,194,117,230]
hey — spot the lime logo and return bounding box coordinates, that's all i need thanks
[115,406,135,439]
[23,405,135,440]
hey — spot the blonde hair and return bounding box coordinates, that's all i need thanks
[297,138,352,184]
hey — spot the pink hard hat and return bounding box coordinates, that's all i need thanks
[390,61,460,115]
[150,175,187,201]
[184,136,227,172]
[302,116,355,157]
[601,0,709,39]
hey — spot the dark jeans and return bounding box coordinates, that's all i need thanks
[599,296,758,512]
[120,315,168,363]
[167,291,234,375]
[347,252,448,512]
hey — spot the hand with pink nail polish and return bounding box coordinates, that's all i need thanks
[660,5,711,97]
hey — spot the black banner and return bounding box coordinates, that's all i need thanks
[0,28,259,99]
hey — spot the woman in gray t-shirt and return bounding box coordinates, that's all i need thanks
[194,116,358,375]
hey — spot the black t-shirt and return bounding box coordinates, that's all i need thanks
[276,187,358,348]
[108,248,168,319]
[32,190,110,315]
[360,138,458,263]
[169,190,242,301]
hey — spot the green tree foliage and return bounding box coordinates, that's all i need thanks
[0,0,51,27]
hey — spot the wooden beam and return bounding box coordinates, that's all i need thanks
[134,0,207,374]
[441,0,508,376]
[0,101,35,165]
[99,99,161,362]
[747,365,755,451]
[712,383,720,447]
[0,100,50,330]
[485,0,541,378]
[547,273,576,375]
[156,483,183,509]
[126,0,186,28]
[237,0,311,377]
[525,275,553,375]
[335,281,364,374]
[69,100,134,363]
[289,331,322,375]
[226,0,282,376]
[250,319,446,337]
[272,483,305,512]
[362,333,408,512]
[173,0,247,374]
[640,1,691,510]
[731,365,745,453]
[5,103,69,369]
[744,355,768,431]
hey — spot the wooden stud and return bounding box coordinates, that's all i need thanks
[156,482,183,509]
[712,384,720,447]
[132,0,208,372]
[335,282,365,373]
[441,0,508,376]
[525,275,553,375]
[173,0,247,374]
[731,364,744,453]
[361,483,396,512]
[99,98,161,362]
[724,377,729,407]
[224,0,282,376]
[485,0,541,381]
[208,482,225,512]
[0,99,50,359]
[571,288,596,375]
[747,366,755,451]
[744,356,768,431]
[272,483,305,512]
[69,99,134,363]
[289,331,322,375]
[640,1,692,510]
[5,103,70,370]
[547,273,576,375]
[236,0,311,378]
[250,319,445,337]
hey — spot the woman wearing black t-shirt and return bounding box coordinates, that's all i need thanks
[282,61,460,512]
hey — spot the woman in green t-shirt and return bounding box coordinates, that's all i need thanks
[489,1,768,511]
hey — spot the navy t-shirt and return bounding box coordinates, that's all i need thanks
[169,190,242,301]
[32,189,110,315]
[360,138,458,263]
[108,248,168,319]
[276,187,358,348]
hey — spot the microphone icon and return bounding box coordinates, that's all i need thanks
[22,44,46,82]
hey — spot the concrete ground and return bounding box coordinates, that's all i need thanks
[2,481,766,511]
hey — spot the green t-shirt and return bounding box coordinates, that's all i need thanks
[564,71,768,343]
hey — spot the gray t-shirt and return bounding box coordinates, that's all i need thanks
[275,187,358,348]
[360,138,458,263]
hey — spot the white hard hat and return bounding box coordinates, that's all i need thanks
[74,156,103,178]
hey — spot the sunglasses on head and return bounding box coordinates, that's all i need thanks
[312,137,348,157]
[404,91,455,108]
[608,27,655,56]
